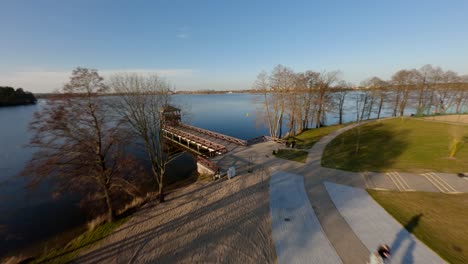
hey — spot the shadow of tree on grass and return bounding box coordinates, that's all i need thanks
[322,123,410,172]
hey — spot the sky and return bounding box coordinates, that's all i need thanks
[1,0,468,92]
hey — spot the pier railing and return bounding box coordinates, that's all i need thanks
[179,123,247,146]
[163,125,228,154]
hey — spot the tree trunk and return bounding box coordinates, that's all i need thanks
[377,98,383,119]
[361,95,368,121]
[278,114,283,138]
[158,182,165,203]
[303,106,309,130]
[103,187,114,222]
[393,92,400,117]
[367,97,374,120]
[316,108,322,128]
[339,107,343,124]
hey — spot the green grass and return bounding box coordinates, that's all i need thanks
[31,216,130,263]
[290,124,345,149]
[322,118,468,173]
[274,149,308,163]
[368,190,468,264]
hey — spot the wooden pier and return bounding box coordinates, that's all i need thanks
[160,105,249,158]
[160,105,280,175]
[162,125,230,157]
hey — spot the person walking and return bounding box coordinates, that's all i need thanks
[368,244,391,264]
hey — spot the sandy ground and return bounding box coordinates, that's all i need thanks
[73,169,276,264]
[423,114,468,124]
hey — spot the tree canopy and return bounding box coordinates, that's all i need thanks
[0,86,37,106]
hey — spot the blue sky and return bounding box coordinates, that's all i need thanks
[1,0,468,92]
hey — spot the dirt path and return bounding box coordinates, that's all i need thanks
[73,170,276,263]
[422,114,468,124]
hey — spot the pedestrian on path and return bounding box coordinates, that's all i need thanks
[368,244,391,264]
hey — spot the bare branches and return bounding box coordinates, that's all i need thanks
[23,67,142,223]
[254,65,342,137]
[255,64,467,136]
[109,73,181,203]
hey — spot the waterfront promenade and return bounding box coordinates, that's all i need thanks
[73,120,467,263]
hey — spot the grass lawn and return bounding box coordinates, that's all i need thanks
[368,190,468,264]
[31,216,130,263]
[289,124,345,149]
[274,149,308,163]
[322,118,468,173]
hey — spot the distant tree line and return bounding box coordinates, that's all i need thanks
[0,86,37,106]
[254,64,468,138]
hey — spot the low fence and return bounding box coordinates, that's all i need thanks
[263,136,287,144]
[197,156,219,173]
[246,135,287,145]
[246,136,267,145]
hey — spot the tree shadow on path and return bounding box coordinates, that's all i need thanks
[390,213,423,264]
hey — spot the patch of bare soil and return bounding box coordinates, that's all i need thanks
[424,114,468,124]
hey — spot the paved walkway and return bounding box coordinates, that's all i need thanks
[269,171,342,264]
[324,181,446,264]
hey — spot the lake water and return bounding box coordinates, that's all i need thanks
[0,92,401,257]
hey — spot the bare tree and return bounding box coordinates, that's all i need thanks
[254,71,280,138]
[315,71,340,127]
[333,81,350,124]
[297,71,320,130]
[269,65,295,137]
[436,70,460,113]
[391,69,421,117]
[353,91,369,155]
[372,78,389,119]
[361,77,388,119]
[453,80,468,113]
[417,65,439,115]
[110,73,181,203]
[24,68,141,222]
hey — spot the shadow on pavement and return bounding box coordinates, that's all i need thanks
[390,213,423,264]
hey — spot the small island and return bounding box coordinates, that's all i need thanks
[0,86,37,107]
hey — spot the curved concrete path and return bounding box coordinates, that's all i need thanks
[270,171,342,264]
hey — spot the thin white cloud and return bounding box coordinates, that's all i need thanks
[0,68,197,93]
[100,68,196,77]
[176,26,190,39]
[176,33,188,39]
